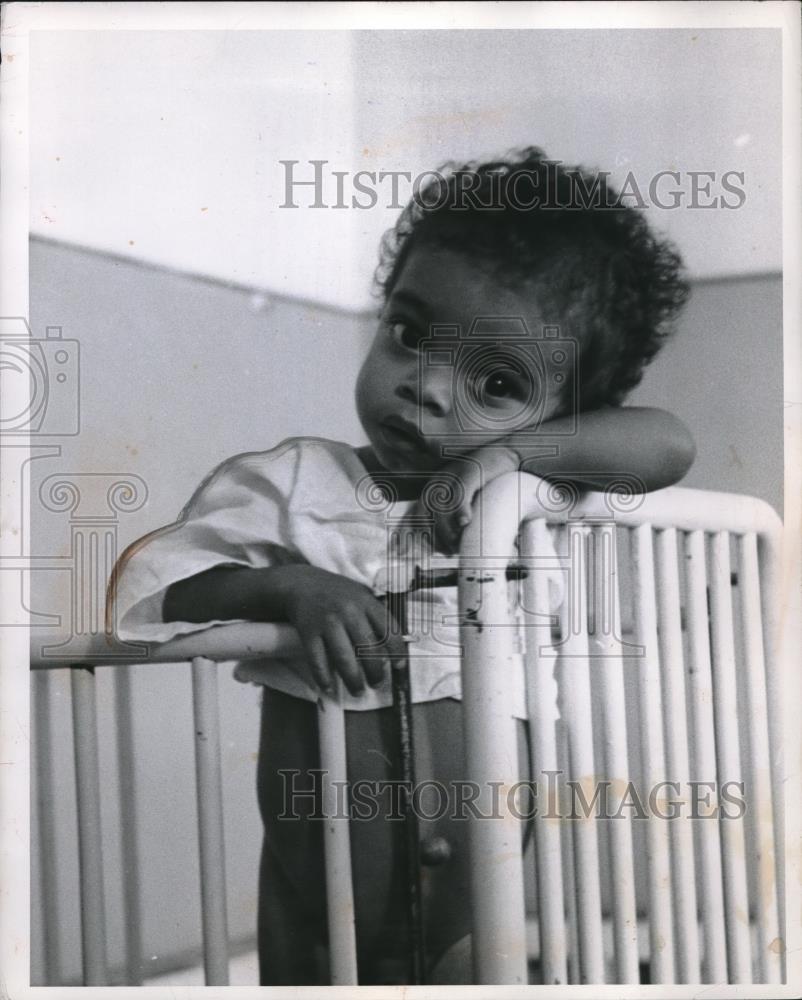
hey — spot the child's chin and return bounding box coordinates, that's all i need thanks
[382,452,439,475]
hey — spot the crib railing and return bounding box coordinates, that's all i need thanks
[456,474,785,985]
[30,475,787,986]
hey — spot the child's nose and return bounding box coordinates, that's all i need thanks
[396,371,452,418]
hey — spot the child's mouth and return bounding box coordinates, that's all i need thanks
[379,416,427,453]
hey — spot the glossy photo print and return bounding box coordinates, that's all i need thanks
[1,3,800,997]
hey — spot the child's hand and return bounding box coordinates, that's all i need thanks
[277,565,406,696]
[414,445,521,554]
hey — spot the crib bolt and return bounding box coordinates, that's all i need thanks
[420,836,452,866]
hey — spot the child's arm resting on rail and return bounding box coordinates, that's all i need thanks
[110,443,403,696]
[510,406,696,489]
[424,406,695,552]
[163,564,404,697]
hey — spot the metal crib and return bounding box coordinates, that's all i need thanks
[30,473,787,985]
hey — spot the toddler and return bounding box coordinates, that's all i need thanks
[112,148,694,985]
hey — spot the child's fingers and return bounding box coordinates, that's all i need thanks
[365,599,406,657]
[414,497,466,554]
[435,507,470,555]
[358,653,386,689]
[304,632,333,693]
[345,608,390,688]
[432,459,482,552]
[323,620,365,696]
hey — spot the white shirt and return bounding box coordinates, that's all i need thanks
[114,437,561,716]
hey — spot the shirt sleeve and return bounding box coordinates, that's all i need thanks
[110,443,305,643]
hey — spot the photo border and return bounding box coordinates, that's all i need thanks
[1,3,799,998]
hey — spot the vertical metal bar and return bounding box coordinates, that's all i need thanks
[190,656,230,986]
[757,530,786,982]
[70,665,108,986]
[736,532,781,982]
[707,533,752,982]
[317,679,358,985]
[558,720,580,986]
[631,525,675,983]
[458,554,528,984]
[34,669,62,984]
[113,665,144,984]
[654,527,701,982]
[521,519,568,985]
[683,530,727,982]
[589,523,639,983]
[556,523,605,983]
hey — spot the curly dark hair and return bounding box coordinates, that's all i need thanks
[374,147,689,412]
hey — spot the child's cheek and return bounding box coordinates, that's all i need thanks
[354,358,373,421]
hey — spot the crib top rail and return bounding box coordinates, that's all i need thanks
[494,478,782,537]
[29,479,782,671]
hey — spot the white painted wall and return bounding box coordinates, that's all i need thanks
[30,29,781,311]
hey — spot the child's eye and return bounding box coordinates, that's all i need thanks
[387,320,423,352]
[484,372,517,399]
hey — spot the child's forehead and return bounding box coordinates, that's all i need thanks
[391,244,545,325]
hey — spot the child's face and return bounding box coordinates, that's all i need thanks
[355,244,565,474]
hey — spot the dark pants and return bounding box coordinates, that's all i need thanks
[256,688,530,985]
